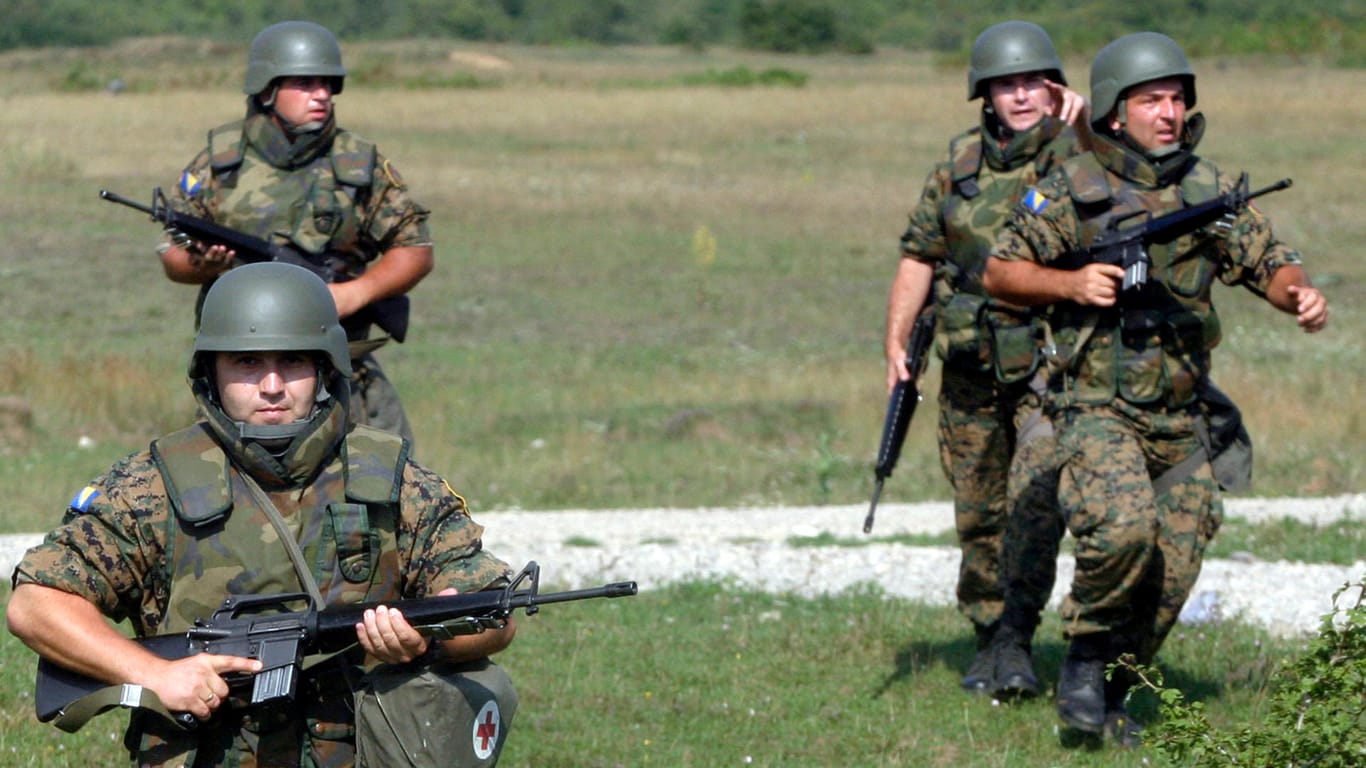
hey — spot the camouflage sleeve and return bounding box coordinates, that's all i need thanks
[363,150,432,253]
[166,148,217,219]
[12,451,168,626]
[898,162,953,265]
[397,462,510,598]
[992,172,1081,266]
[1212,171,1305,295]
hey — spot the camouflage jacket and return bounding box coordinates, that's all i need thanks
[14,424,509,768]
[993,115,1304,408]
[900,114,1080,380]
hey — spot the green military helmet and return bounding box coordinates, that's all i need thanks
[193,262,351,378]
[1090,31,1196,125]
[242,20,346,96]
[967,21,1066,100]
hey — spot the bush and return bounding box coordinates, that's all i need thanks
[1130,578,1366,766]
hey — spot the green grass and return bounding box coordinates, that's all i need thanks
[1,44,1361,530]
[0,579,1314,767]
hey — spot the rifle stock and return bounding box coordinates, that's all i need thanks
[35,562,636,730]
[865,305,935,533]
[100,187,410,342]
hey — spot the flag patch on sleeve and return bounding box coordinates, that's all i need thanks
[1022,188,1049,214]
[69,486,101,513]
[179,170,203,197]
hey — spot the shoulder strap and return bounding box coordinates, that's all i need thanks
[1179,156,1221,207]
[1062,153,1112,206]
[948,129,984,199]
[330,130,377,189]
[344,424,408,504]
[206,120,246,174]
[151,424,232,528]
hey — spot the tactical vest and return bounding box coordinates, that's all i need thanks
[206,120,377,276]
[1050,153,1224,408]
[136,423,406,767]
[933,128,1061,382]
[151,422,406,630]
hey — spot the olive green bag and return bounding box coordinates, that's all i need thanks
[355,658,518,768]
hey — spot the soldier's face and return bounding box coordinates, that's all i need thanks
[1112,77,1187,153]
[987,72,1055,133]
[272,76,335,127]
[215,351,318,426]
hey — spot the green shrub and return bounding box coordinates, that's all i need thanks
[1131,578,1366,766]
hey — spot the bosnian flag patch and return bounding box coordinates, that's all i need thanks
[179,170,204,197]
[1022,187,1049,214]
[69,486,101,513]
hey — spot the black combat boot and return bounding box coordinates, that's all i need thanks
[1055,633,1109,733]
[990,625,1040,699]
[1103,667,1144,747]
[960,622,998,693]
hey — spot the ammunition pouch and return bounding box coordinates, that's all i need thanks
[985,304,1042,384]
[935,292,990,372]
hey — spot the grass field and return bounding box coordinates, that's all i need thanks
[0,40,1362,766]
[0,42,1361,529]
[0,577,1337,767]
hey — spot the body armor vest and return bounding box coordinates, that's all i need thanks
[1050,150,1223,408]
[206,120,377,277]
[151,422,406,632]
[933,120,1069,382]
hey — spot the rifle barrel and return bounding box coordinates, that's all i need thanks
[98,189,155,216]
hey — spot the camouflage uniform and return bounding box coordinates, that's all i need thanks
[992,114,1304,661]
[169,104,431,445]
[900,114,1077,641]
[14,404,510,767]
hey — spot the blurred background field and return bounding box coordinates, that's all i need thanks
[1,41,1362,532]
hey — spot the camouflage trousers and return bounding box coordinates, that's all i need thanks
[937,367,1062,631]
[1053,401,1223,662]
[350,352,416,452]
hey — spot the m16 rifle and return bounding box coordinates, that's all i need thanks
[864,304,935,533]
[35,561,636,732]
[100,187,410,342]
[1059,173,1292,295]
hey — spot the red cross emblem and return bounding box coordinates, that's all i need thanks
[473,700,500,760]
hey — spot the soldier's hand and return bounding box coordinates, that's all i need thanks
[188,243,236,274]
[150,652,262,720]
[1287,284,1329,333]
[356,589,457,664]
[1046,80,1089,126]
[886,349,910,394]
[1069,263,1125,307]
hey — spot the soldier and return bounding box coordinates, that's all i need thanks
[7,263,517,767]
[984,32,1328,743]
[885,21,1086,697]
[157,20,431,449]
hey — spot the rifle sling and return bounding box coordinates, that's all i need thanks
[239,473,361,672]
[239,472,327,609]
[1151,407,1213,500]
[50,684,184,734]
